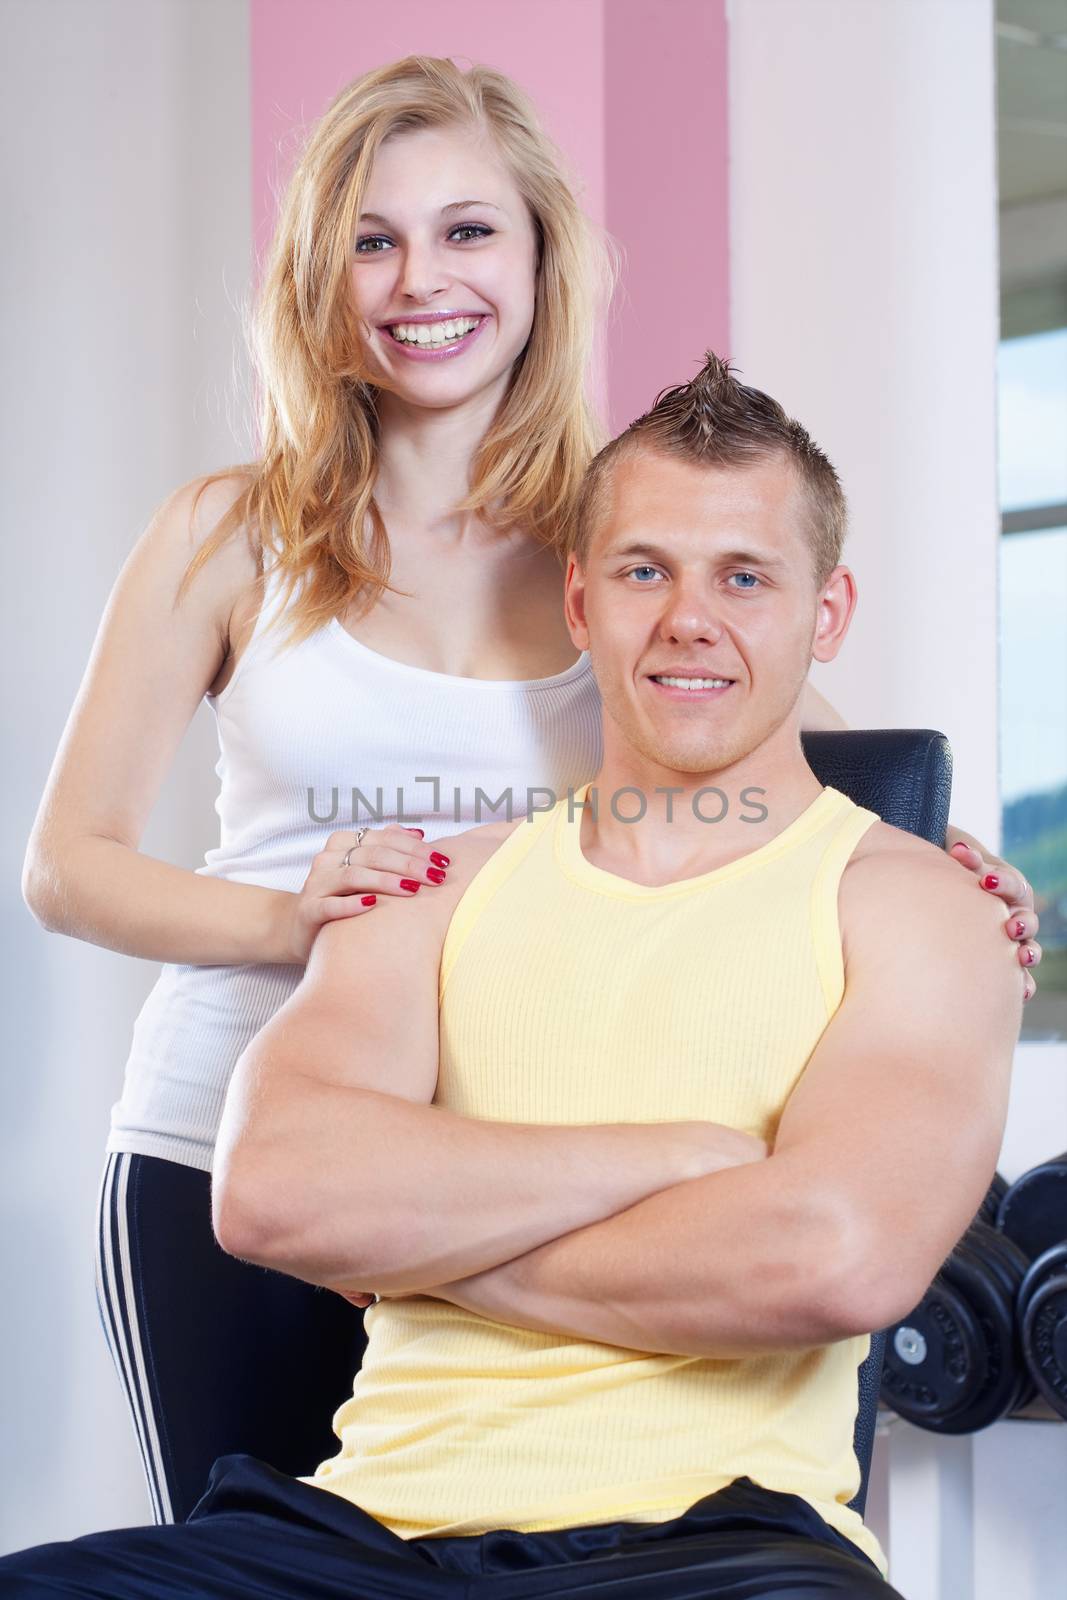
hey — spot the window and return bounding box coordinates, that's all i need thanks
[998,329,1067,1039]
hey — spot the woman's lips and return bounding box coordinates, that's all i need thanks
[380,316,490,362]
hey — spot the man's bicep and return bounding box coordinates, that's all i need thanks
[261,895,447,1101]
[771,855,1023,1325]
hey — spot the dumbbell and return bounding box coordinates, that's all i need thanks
[996,1151,1067,1420]
[1016,1243,1067,1420]
[879,1214,1035,1433]
[978,1170,1009,1228]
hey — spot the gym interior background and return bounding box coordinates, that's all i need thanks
[2,1,1064,1596]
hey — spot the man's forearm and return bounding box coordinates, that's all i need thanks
[420,1153,860,1358]
[223,1071,758,1294]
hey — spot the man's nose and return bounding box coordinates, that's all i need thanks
[657,582,726,645]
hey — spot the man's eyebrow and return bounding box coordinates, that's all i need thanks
[602,540,789,568]
[358,200,505,225]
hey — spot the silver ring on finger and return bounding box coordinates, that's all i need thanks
[341,828,368,868]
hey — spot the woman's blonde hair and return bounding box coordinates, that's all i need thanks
[178,55,619,651]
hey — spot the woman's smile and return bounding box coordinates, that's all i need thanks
[379,312,491,361]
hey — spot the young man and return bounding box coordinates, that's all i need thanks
[1,357,1023,1597]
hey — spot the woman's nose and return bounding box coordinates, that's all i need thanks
[397,240,449,304]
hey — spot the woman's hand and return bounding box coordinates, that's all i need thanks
[946,826,1042,1000]
[275,825,452,964]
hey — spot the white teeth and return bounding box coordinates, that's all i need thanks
[652,676,731,690]
[389,316,480,345]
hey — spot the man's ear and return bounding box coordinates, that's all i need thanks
[811,566,857,666]
[563,555,590,650]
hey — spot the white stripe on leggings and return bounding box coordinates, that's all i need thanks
[94,1153,174,1525]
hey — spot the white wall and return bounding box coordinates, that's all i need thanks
[1,0,252,1548]
[728,3,1067,1596]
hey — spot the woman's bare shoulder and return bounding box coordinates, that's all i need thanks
[158,468,265,692]
[146,466,262,639]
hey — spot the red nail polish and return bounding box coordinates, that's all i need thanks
[1015,920,1026,938]
[361,894,376,906]
[1024,947,1035,965]
[427,867,446,883]
[982,874,999,890]
[405,828,425,838]
[400,879,420,891]
[431,852,450,867]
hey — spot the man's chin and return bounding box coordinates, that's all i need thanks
[630,732,751,781]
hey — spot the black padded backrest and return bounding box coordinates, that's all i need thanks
[801,729,953,1516]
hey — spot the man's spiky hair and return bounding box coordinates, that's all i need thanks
[569,351,847,585]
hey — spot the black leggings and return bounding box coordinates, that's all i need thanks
[94,1150,368,1524]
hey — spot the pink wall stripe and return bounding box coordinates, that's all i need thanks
[604,0,730,430]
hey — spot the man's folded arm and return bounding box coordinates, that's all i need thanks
[210,837,756,1292]
[423,842,1024,1358]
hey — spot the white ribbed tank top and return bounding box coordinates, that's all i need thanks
[106,553,602,1172]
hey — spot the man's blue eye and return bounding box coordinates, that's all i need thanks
[730,572,760,589]
[629,566,661,582]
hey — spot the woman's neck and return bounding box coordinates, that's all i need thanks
[373,379,515,550]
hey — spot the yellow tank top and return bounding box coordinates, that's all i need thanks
[301,781,886,1576]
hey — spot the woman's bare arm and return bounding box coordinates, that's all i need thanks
[799,679,850,732]
[20,473,299,966]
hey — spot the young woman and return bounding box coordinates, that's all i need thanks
[22,55,1040,1527]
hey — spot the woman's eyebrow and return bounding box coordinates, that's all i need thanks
[359,200,505,225]
[443,199,505,214]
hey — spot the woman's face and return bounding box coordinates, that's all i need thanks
[349,123,541,412]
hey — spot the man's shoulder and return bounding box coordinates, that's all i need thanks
[411,817,529,928]
[434,816,525,878]
[839,816,1010,965]
[844,816,949,878]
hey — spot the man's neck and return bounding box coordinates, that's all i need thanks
[579,739,825,887]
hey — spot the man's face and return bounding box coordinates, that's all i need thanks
[564,448,854,777]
